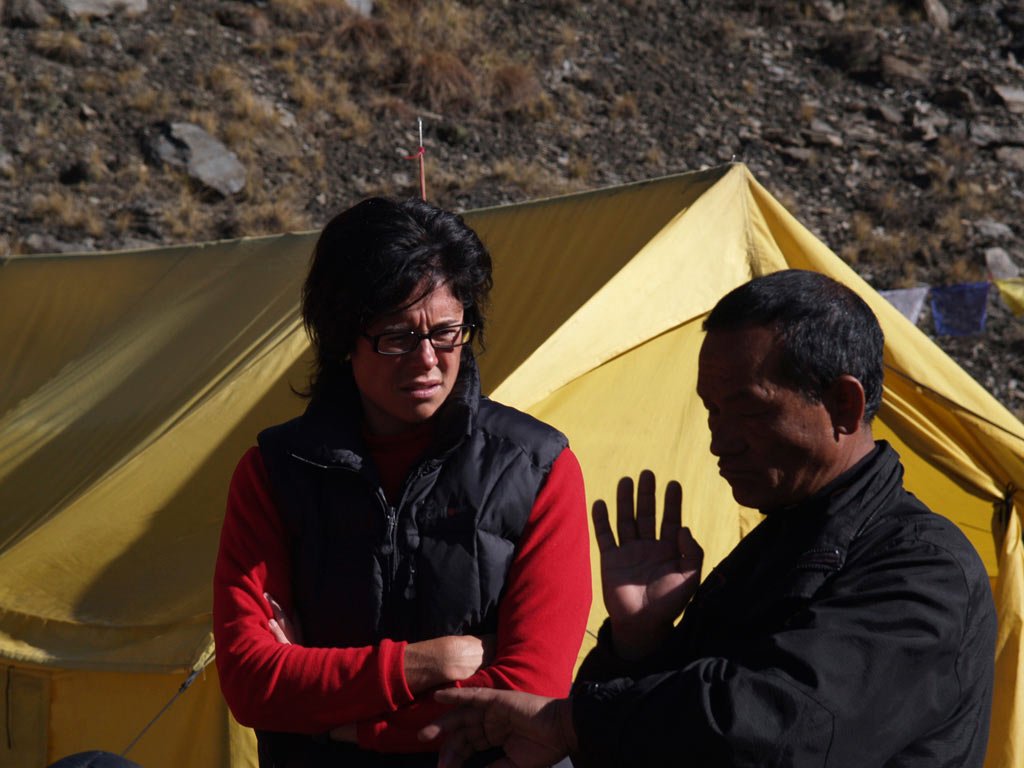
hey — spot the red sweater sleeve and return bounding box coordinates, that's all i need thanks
[356,446,593,751]
[213,447,416,733]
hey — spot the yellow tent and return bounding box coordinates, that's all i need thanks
[1,164,1021,767]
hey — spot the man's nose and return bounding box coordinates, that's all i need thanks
[708,421,743,456]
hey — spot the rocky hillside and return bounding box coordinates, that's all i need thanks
[2,0,1023,418]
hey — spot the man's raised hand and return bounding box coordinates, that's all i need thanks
[592,470,704,660]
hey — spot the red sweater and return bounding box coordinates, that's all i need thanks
[213,443,591,752]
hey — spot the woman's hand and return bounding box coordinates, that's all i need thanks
[265,592,304,645]
[404,634,496,693]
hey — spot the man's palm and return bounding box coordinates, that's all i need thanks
[592,471,703,658]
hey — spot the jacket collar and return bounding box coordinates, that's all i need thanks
[759,441,905,572]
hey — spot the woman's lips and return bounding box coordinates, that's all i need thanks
[403,381,442,399]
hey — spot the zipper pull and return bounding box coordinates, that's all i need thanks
[381,506,397,554]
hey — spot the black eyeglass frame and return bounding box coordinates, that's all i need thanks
[361,323,476,356]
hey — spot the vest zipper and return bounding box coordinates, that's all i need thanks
[376,487,398,598]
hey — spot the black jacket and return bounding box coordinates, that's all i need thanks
[255,353,567,767]
[573,442,996,767]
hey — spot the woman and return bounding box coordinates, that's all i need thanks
[213,197,591,767]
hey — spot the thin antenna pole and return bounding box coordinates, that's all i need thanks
[417,118,426,201]
[404,118,427,201]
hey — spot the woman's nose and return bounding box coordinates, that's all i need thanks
[408,337,438,367]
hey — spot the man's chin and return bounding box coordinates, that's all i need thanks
[727,483,772,510]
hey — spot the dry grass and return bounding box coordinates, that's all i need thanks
[79,71,115,94]
[568,155,593,180]
[491,158,561,197]
[327,95,372,140]
[116,67,146,89]
[28,187,105,237]
[238,198,312,235]
[32,71,57,94]
[935,205,967,248]
[331,15,394,64]
[644,146,666,168]
[162,179,214,240]
[408,50,478,111]
[188,110,220,136]
[273,36,300,56]
[488,63,546,117]
[610,94,639,120]
[128,86,172,116]
[31,30,86,63]
[288,73,322,111]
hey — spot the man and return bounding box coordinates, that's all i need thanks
[421,269,997,767]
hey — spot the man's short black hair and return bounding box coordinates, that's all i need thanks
[702,269,885,422]
[302,197,492,400]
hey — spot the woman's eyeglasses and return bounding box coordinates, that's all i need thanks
[361,324,476,356]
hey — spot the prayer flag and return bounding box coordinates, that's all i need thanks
[995,278,1024,318]
[930,282,990,336]
[879,286,929,325]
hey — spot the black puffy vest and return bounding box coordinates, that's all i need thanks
[254,356,566,767]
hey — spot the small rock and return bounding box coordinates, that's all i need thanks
[117,236,157,251]
[866,104,904,125]
[912,111,950,141]
[5,0,50,26]
[974,219,1015,240]
[805,128,843,147]
[845,123,880,143]
[921,0,950,32]
[996,146,1024,171]
[61,0,147,18]
[986,247,1020,280]
[79,103,98,120]
[215,4,270,36]
[778,146,814,163]
[24,233,95,254]
[276,107,297,130]
[144,122,246,197]
[345,0,373,17]
[970,122,1006,147]
[994,85,1024,115]
[881,54,930,85]
[810,0,845,23]
[0,148,14,178]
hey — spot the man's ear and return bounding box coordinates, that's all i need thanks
[825,375,867,437]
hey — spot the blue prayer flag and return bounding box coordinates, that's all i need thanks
[930,282,990,336]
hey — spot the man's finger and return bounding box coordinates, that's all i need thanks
[636,469,657,539]
[661,480,683,539]
[437,730,474,768]
[592,499,616,552]
[615,475,637,542]
[435,686,499,706]
[678,525,704,563]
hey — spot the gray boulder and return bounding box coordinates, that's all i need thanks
[145,122,247,198]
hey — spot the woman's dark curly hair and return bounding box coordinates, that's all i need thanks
[301,197,493,400]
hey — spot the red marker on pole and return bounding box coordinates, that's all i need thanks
[405,118,427,201]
